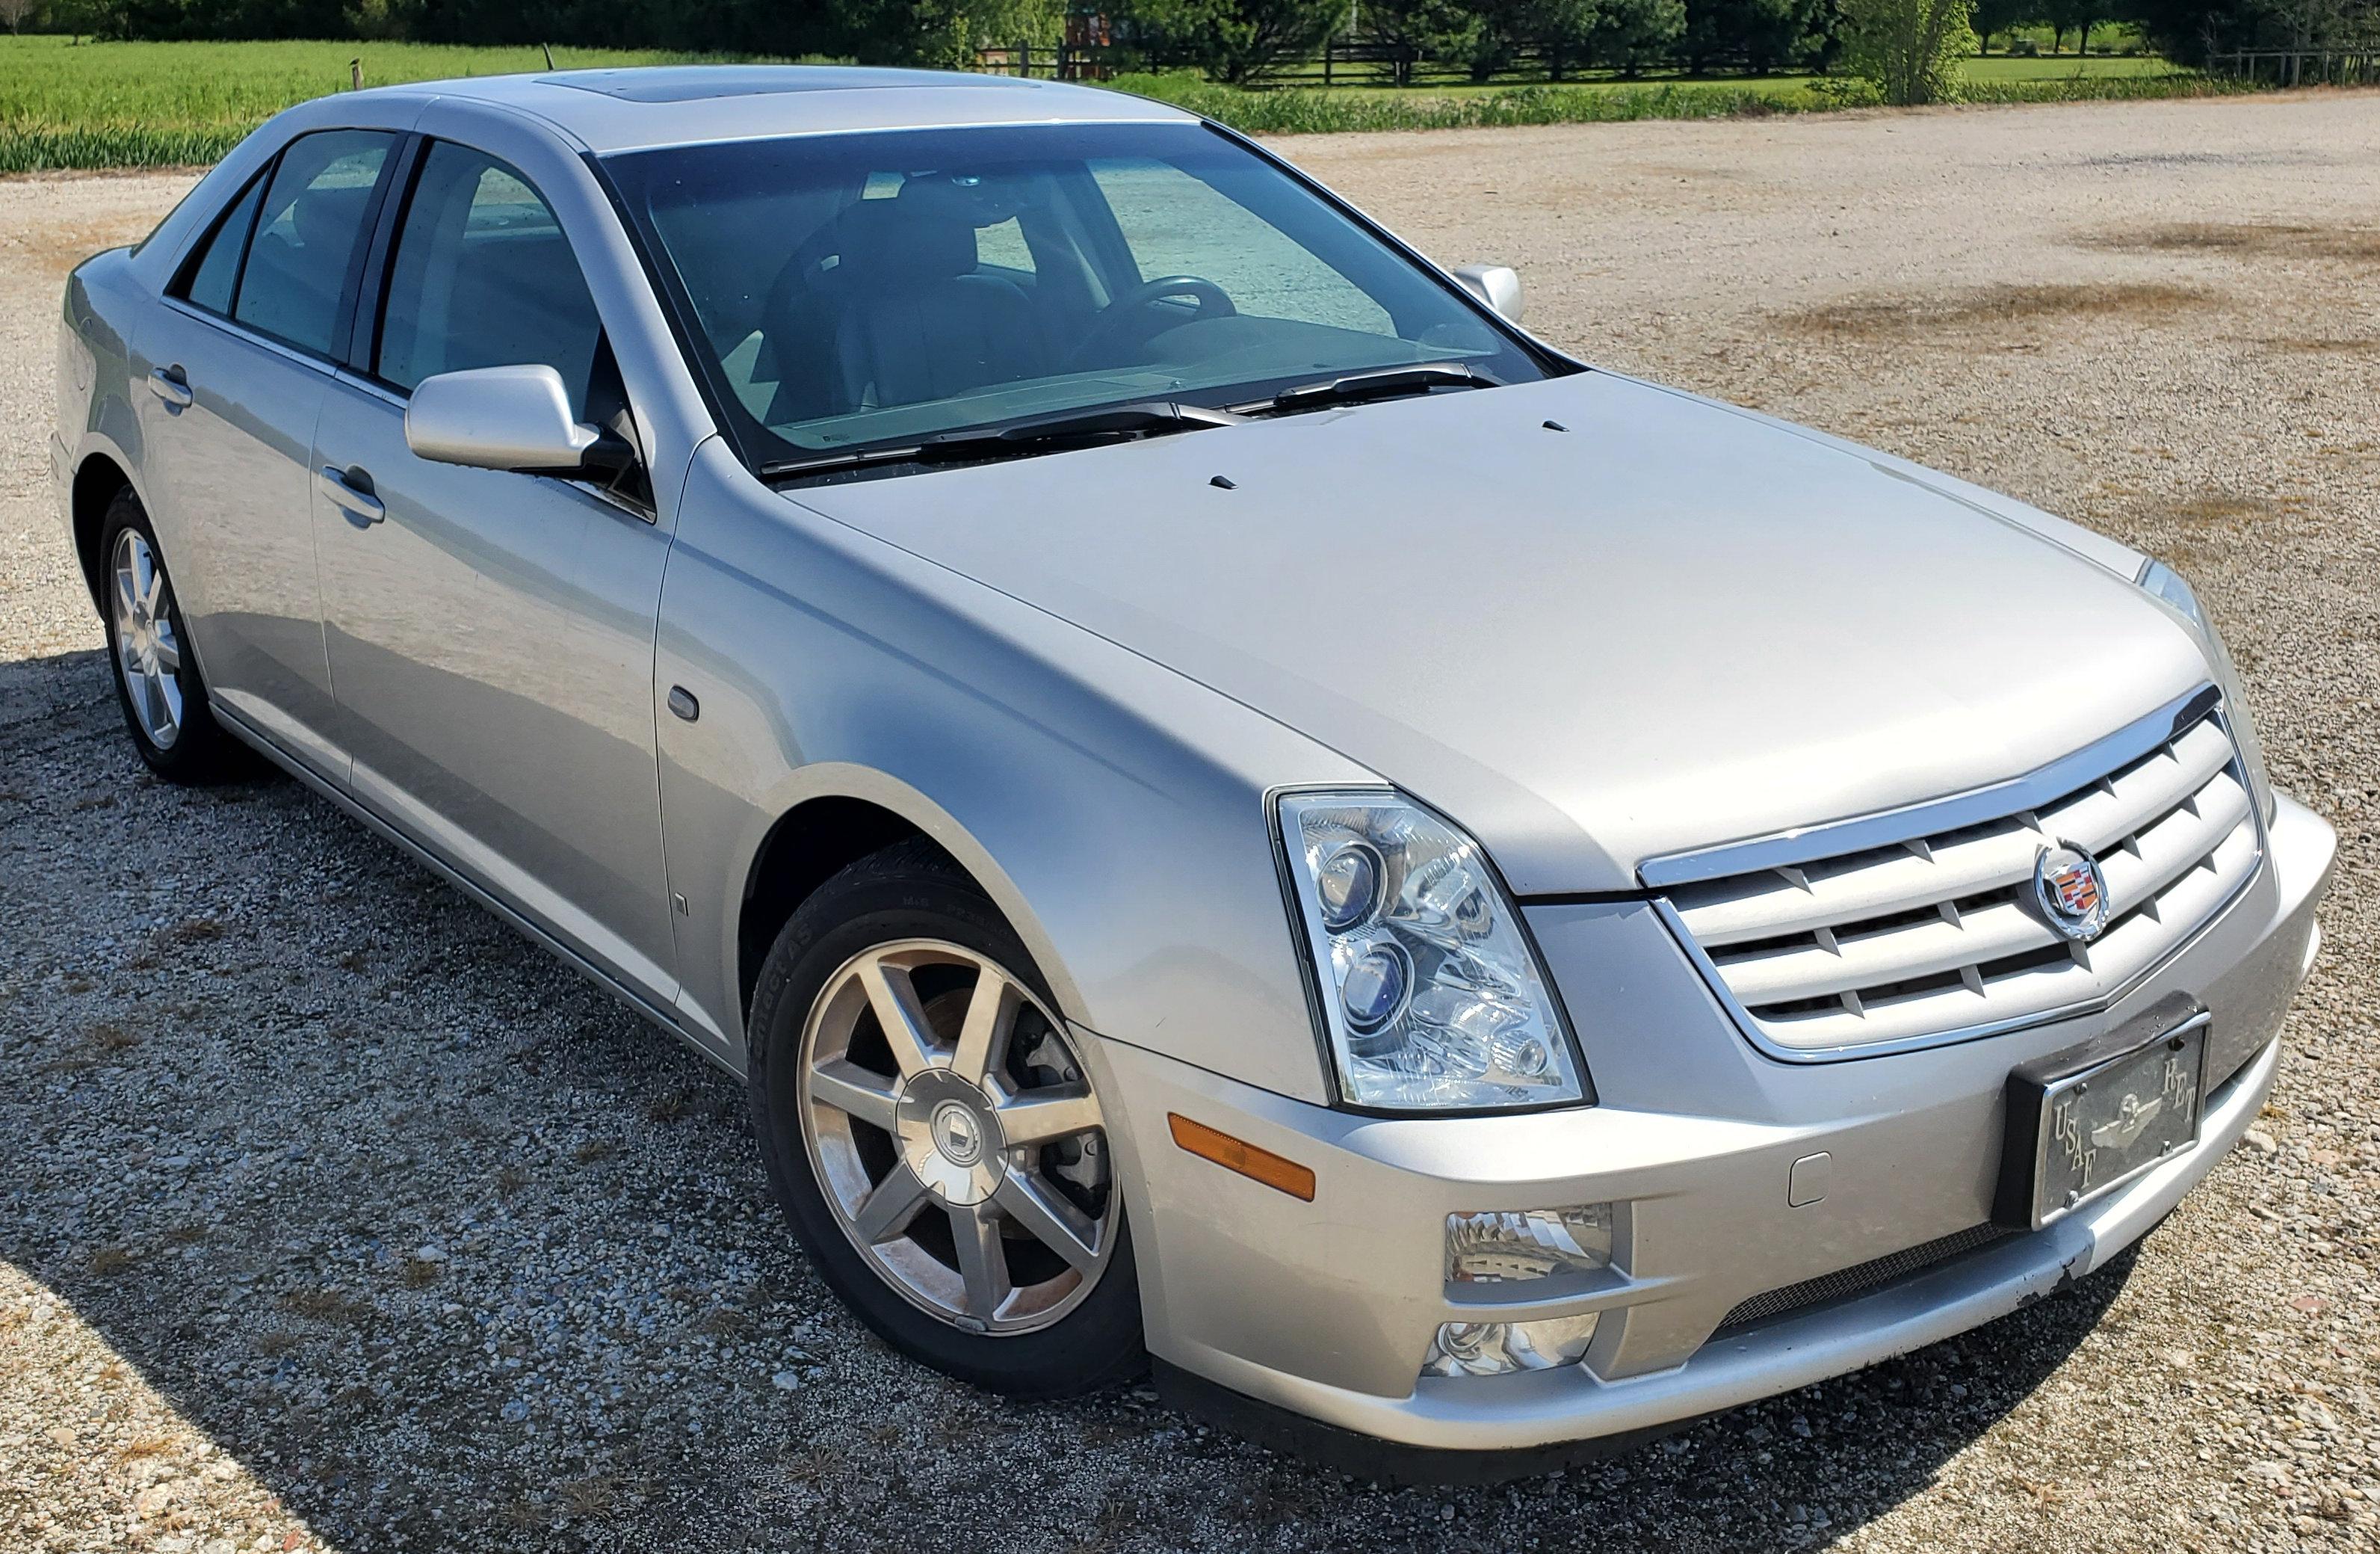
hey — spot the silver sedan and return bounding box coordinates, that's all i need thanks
[52,65,2334,1473]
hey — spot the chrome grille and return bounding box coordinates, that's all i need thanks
[1652,690,2261,1058]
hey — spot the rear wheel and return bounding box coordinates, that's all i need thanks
[99,489,250,783]
[748,841,1143,1396]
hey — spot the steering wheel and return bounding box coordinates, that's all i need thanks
[1067,275,1237,369]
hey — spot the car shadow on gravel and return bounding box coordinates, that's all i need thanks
[1,653,2145,1553]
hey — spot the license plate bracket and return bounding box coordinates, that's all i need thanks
[1994,991,2210,1232]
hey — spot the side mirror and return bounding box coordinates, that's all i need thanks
[1451,263,1524,326]
[404,364,612,474]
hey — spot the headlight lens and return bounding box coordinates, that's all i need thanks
[1278,792,1586,1110]
[2138,558,2275,822]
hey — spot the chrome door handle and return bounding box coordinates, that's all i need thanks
[147,367,193,409]
[318,466,385,527]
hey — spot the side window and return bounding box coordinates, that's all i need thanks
[376,142,607,420]
[1087,157,1394,337]
[179,172,266,315]
[232,130,395,357]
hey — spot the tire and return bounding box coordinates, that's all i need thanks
[747,839,1145,1398]
[97,488,253,784]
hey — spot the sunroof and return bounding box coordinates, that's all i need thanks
[543,67,989,104]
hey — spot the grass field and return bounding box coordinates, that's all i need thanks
[0,32,2246,174]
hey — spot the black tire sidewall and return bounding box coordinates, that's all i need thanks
[747,848,1144,1398]
[97,490,243,783]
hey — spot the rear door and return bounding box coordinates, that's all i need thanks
[309,138,679,1005]
[132,129,399,781]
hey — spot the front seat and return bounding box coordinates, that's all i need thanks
[824,185,1048,413]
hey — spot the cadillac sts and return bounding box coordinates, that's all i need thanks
[52,66,2334,1473]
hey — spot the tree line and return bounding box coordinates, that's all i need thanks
[16,0,2375,84]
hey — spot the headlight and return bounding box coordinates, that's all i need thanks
[1276,792,1588,1111]
[2138,558,2275,822]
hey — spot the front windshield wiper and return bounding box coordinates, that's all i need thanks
[761,401,1246,482]
[1240,362,1496,416]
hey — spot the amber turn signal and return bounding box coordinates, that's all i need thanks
[1167,1113,1317,1202]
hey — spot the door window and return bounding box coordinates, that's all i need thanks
[179,171,267,316]
[375,143,607,419]
[232,130,395,357]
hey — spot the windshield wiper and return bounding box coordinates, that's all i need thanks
[1243,362,1495,416]
[761,401,1246,482]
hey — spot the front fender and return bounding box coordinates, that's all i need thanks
[656,440,1366,1105]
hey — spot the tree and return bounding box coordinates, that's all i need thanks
[1681,0,1827,69]
[1359,0,1482,84]
[1119,0,1344,82]
[0,0,34,32]
[2037,0,2093,49]
[1965,0,2031,52]
[1575,0,1687,73]
[1840,0,1974,101]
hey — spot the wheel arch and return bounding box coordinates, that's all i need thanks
[70,449,136,618]
[732,767,1091,1035]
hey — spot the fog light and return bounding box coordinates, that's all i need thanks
[1446,1204,1613,1283]
[1423,1313,1600,1378]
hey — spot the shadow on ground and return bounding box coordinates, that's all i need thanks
[1,648,2142,1553]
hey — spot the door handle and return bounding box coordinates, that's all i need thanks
[318,466,386,527]
[147,366,193,409]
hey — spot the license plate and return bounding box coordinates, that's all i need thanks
[1995,998,2210,1231]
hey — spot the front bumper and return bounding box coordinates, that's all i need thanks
[1083,793,2334,1455]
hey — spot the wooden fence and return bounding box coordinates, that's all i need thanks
[974,39,1774,86]
[2210,48,2380,85]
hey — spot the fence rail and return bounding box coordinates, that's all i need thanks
[975,40,1795,87]
[2210,48,2380,85]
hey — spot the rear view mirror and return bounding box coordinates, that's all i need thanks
[404,364,608,474]
[1451,264,1524,326]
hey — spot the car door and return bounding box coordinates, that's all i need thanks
[132,129,399,783]
[309,138,679,1005]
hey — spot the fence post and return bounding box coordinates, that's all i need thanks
[1019,40,1030,78]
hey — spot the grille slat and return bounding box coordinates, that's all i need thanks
[1660,699,2261,1057]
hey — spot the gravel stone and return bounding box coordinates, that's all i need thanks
[3,90,2376,1551]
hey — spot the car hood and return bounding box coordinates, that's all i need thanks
[788,371,2210,894]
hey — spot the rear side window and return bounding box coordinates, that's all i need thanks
[375,142,606,418]
[180,172,266,315]
[232,129,395,357]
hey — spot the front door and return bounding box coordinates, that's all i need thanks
[132,129,398,782]
[311,140,679,1004]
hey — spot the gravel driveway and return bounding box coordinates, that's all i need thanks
[3,91,2376,1553]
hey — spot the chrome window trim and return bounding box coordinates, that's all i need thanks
[1643,688,2269,1064]
[158,295,342,378]
[1637,683,2222,890]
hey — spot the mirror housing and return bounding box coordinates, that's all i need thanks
[404,364,609,474]
[1451,263,1524,326]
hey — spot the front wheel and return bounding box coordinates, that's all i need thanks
[747,840,1143,1396]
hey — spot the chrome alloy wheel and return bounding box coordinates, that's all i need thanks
[110,527,184,750]
[797,940,1116,1335]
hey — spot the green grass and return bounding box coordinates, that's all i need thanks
[0,32,2253,175]
[0,35,776,173]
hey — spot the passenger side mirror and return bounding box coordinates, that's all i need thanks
[1450,264,1524,326]
[404,364,624,475]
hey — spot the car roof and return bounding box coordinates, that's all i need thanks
[357,65,1201,155]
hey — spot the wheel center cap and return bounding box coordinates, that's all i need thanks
[893,1069,1005,1206]
[931,1101,983,1167]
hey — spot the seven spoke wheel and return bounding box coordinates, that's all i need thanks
[111,525,185,750]
[799,940,1116,1334]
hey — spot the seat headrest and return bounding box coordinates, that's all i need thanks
[294,185,371,253]
[835,182,980,291]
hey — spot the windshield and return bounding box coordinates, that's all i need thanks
[602,122,1551,472]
